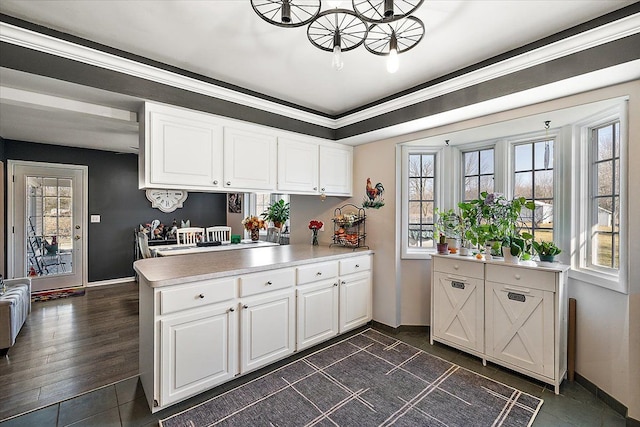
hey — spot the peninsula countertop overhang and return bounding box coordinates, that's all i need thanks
[134,244,374,287]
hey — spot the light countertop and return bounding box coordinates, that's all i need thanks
[431,253,570,273]
[134,244,373,287]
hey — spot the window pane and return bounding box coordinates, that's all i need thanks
[613,196,620,233]
[613,234,619,269]
[465,151,479,175]
[514,144,532,172]
[535,170,554,198]
[594,232,612,267]
[614,158,620,195]
[480,175,494,194]
[480,149,494,174]
[423,178,434,200]
[597,197,613,230]
[614,122,620,156]
[465,177,478,201]
[597,162,613,196]
[423,201,434,223]
[597,126,613,160]
[408,155,422,177]
[514,171,532,198]
[422,155,434,177]
[408,201,422,224]
[408,178,422,200]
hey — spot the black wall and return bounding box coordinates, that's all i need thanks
[4,140,226,282]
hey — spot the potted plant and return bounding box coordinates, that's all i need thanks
[501,235,526,264]
[261,199,290,229]
[435,208,461,253]
[533,240,562,262]
[433,211,448,254]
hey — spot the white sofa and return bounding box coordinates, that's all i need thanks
[0,278,31,356]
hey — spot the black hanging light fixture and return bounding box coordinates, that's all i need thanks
[251,0,425,72]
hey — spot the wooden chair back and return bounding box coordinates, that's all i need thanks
[206,226,232,242]
[176,227,204,245]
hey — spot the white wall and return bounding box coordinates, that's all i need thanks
[294,80,638,417]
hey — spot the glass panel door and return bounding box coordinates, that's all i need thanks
[10,161,85,292]
[26,176,74,277]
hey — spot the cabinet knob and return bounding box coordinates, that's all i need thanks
[313,187,317,191]
[321,187,325,192]
[198,293,205,299]
[341,280,346,285]
[243,304,248,309]
[453,264,459,270]
[334,282,339,287]
[228,307,235,312]
[514,274,521,280]
[213,180,218,185]
[355,264,360,268]
[266,281,273,286]
[226,181,231,186]
[316,272,322,276]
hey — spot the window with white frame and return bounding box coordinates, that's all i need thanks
[250,193,290,232]
[401,144,444,258]
[513,138,554,241]
[589,121,620,270]
[463,147,494,201]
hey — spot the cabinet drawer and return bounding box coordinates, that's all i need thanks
[339,256,371,276]
[297,261,338,285]
[160,278,236,315]
[486,264,556,292]
[240,268,295,297]
[433,257,484,280]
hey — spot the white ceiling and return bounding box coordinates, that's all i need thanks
[0,0,637,153]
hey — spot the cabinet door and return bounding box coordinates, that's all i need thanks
[319,145,352,196]
[339,272,372,333]
[240,289,295,373]
[297,280,339,350]
[147,107,223,189]
[160,304,237,406]
[277,138,319,194]
[224,127,277,191]
[432,272,484,353]
[485,281,554,378]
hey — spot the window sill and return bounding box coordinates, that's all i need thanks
[568,268,626,294]
[401,249,435,260]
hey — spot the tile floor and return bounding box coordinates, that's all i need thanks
[0,327,626,427]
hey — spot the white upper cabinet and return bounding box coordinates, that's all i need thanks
[139,102,352,195]
[223,127,277,191]
[320,144,353,196]
[139,102,223,190]
[277,138,319,194]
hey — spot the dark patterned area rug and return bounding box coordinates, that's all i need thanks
[31,286,85,302]
[160,329,543,427]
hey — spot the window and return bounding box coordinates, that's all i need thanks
[590,121,620,270]
[250,193,290,231]
[513,139,554,241]
[463,148,494,201]
[398,144,445,258]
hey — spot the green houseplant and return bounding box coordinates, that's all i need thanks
[533,240,562,262]
[261,199,290,229]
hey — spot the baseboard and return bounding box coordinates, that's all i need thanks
[371,321,429,335]
[86,276,136,287]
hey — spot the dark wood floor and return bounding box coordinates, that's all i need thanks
[0,282,139,421]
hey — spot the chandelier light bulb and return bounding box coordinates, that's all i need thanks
[386,31,399,73]
[332,44,344,70]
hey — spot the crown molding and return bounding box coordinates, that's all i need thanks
[1,12,638,132]
[335,12,640,128]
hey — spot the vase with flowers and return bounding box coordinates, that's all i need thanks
[308,220,323,246]
[242,215,266,241]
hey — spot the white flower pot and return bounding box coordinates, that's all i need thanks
[502,246,520,264]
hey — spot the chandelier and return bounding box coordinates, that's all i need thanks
[250,0,425,73]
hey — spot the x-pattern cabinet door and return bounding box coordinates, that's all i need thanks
[485,281,554,378]
[432,272,484,353]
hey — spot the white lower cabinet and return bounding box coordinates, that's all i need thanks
[296,280,339,351]
[140,253,372,413]
[339,271,372,333]
[240,289,295,373]
[430,255,568,394]
[432,271,484,354]
[160,304,237,406]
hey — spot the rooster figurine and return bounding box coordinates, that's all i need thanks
[363,178,385,208]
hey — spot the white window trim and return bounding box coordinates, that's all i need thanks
[400,143,446,259]
[571,102,628,294]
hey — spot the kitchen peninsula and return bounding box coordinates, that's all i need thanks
[134,245,373,412]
